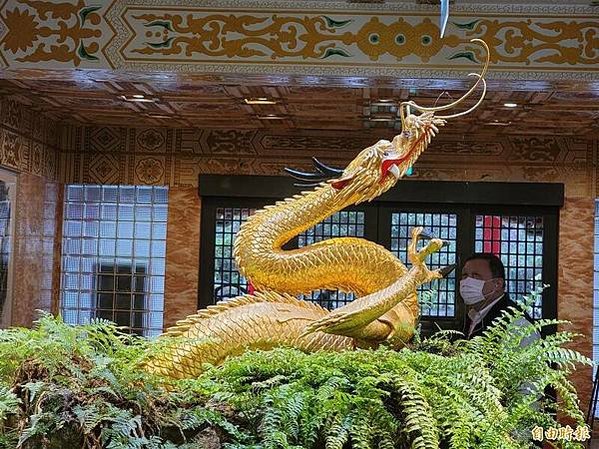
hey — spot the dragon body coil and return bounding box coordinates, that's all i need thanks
[146,40,490,380]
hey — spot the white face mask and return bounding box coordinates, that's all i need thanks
[459,277,487,305]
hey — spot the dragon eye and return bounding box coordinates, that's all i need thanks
[402,130,412,138]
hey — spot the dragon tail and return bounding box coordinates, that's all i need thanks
[144,291,353,379]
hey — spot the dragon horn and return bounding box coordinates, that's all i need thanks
[312,157,344,177]
[283,167,327,181]
[400,38,490,124]
[284,159,345,187]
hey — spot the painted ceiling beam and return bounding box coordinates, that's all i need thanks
[0,0,596,82]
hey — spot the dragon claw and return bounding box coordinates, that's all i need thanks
[406,227,449,283]
[419,231,433,240]
[417,233,449,249]
[297,227,451,342]
[438,264,457,278]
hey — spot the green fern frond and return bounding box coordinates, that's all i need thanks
[0,293,592,449]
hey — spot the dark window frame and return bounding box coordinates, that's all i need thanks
[199,175,563,334]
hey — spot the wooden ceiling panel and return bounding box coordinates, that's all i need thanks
[0,78,597,137]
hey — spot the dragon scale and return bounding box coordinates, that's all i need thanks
[146,40,490,380]
[147,168,429,380]
[234,182,414,299]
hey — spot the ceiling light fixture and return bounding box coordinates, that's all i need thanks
[503,102,518,108]
[120,95,158,103]
[486,120,512,126]
[257,114,285,120]
[245,97,277,105]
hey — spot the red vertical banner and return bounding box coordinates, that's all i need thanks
[482,215,501,255]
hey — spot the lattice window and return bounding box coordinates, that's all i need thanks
[474,215,544,319]
[60,185,168,337]
[212,208,366,310]
[298,211,365,310]
[214,207,256,301]
[390,212,458,317]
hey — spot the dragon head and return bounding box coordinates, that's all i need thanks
[327,112,447,204]
[285,39,489,206]
[327,39,489,205]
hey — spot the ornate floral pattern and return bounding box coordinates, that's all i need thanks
[0,99,57,179]
[0,1,595,78]
[2,8,39,54]
[137,129,165,152]
[204,130,256,155]
[455,19,599,66]
[88,153,120,184]
[131,13,356,60]
[135,157,164,184]
[355,17,461,62]
[116,7,598,72]
[56,124,598,199]
[2,131,21,168]
[0,0,108,67]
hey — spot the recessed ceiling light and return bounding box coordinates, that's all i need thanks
[486,120,512,126]
[120,95,157,103]
[257,114,285,120]
[245,98,277,105]
[132,94,145,99]
[503,102,518,108]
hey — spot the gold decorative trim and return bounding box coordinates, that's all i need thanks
[0,0,596,80]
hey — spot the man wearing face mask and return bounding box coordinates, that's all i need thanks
[459,253,534,339]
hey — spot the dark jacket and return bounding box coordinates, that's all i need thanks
[462,294,534,339]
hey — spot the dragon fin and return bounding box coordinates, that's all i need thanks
[162,291,327,338]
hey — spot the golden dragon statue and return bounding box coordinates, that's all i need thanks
[147,39,490,380]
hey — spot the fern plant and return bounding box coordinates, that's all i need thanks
[186,285,593,448]
[0,314,245,448]
[0,286,593,449]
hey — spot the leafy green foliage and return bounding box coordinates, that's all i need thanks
[0,314,240,448]
[0,287,593,448]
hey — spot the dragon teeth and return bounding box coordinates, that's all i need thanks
[389,164,401,179]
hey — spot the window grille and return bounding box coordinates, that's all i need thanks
[390,212,458,317]
[213,207,256,301]
[198,176,561,333]
[211,208,366,310]
[60,185,168,337]
[298,211,365,310]
[474,214,544,318]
